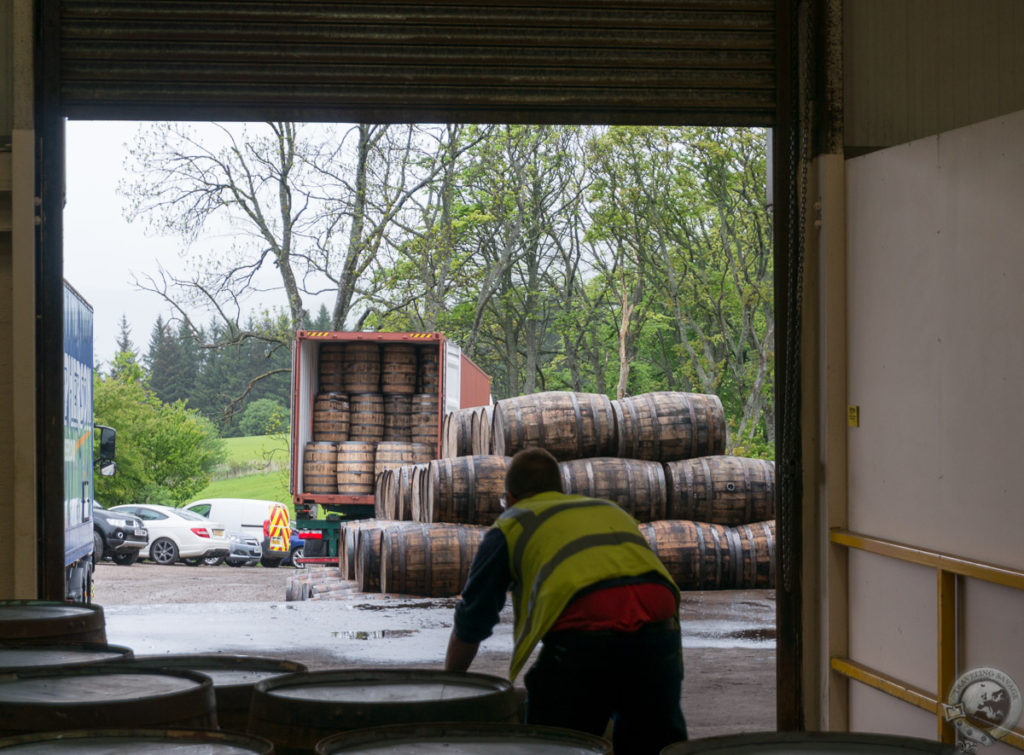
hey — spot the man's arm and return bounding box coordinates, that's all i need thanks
[444,631,480,672]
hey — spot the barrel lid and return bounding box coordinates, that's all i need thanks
[315,722,612,754]
[0,666,211,705]
[660,732,956,754]
[0,601,102,623]
[266,672,503,704]
[0,643,132,672]
[0,728,274,753]
[129,654,306,688]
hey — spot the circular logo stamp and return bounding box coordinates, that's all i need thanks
[944,667,1022,747]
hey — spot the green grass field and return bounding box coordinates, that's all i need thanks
[186,435,293,515]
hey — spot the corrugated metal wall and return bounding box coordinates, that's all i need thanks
[58,0,777,125]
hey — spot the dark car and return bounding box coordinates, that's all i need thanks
[93,506,149,566]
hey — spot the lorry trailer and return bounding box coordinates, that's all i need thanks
[290,331,491,561]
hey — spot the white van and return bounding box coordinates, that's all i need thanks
[184,498,292,567]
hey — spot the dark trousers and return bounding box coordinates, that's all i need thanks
[523,620,688,755]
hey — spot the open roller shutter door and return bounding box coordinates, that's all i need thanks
[59,0,776,125]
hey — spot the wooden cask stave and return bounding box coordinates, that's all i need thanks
[382,394,412,442]
[348,394,384,442]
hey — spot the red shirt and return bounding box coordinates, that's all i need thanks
[549,582,677,634]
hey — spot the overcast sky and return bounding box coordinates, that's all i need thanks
[63,120,315,369]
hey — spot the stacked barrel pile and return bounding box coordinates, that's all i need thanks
[301,340,442,497]
[351,390,775,599]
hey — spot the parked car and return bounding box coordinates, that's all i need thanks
[282,523,308,568]
[220,529,263,567]
[109,504,231,566]
[93,505,148,566]
[183,498,292,568]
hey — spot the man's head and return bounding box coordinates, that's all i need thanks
[504,447,563,505]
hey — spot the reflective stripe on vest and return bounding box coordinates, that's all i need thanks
[494,491,678,680]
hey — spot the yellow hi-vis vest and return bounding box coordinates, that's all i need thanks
[493,491,679,680]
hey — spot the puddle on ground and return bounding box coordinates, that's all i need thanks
[333,629,419,640]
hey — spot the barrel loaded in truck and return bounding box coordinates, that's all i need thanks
[63,281,117,602]
[289,331,491,564]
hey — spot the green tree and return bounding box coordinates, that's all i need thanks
[239,398,288,436]
[93,369,226,505]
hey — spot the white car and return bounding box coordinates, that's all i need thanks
[110,504,231,566]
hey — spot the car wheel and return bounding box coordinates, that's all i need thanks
[150,538,179,565]
[260,556,282,568]
[111,551,138,566]
[291,547,305,569]
[93,531,105,565]
[203,555,226,566]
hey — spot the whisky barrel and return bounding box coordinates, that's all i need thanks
[0,642,132,675]
[379,523,488,597]
[303,442,338,494]
[491,392,616,461]
[396,463,428,521]
[342,342,380,394]
[664,455,775,525]
[374,442,433,480]
[0,729,275,753]
[126,654,307,733]
[409,393,439,452]
[558,458,667,522]
[0,666,217,736]
[661,732,956,754]
[0,601,107,646]
[335,441,376,495]
[380,344,418,395]
[317,342,346,393]
[613,392,728,462]
[639,519,775,590]
[417,344,441,394]
[248,670,519,755]
[373,468,394,519]
[347,394,384,442]
[421,455,510,525]
[441,408,475,458]
[315,722,612,754]
[339,520,387,581]
[470,405,493,456]
[312,392,350,443]
[382,394,412,442]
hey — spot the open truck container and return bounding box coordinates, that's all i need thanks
[289,331,491,561]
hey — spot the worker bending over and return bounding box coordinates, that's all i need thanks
[445,446,688,755]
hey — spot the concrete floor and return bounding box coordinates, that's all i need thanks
[103,585,776,740]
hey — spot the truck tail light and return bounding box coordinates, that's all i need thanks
[190,527,211,539]
[298,530,321,540]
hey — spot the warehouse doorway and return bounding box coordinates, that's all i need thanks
[38,0,801,731]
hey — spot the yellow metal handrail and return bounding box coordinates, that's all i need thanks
[830,528,1024,749]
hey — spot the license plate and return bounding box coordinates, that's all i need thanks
[213,529,225,537]
[270,536,286,550]
[134,529,146,537]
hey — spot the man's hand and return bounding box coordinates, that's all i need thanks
[444,630,480,673]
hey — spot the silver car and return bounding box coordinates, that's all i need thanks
[222,529,262,567]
